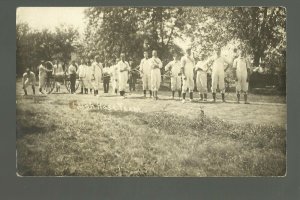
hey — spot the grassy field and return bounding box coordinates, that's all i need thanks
[16,80,286,176]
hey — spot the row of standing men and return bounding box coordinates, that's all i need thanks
[23,47,250,103]
[74,47,250,103]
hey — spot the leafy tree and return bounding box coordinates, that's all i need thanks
[16,22,79,76]
[83,7,185,66]
[181,7,286,67]
[229,7,286,67]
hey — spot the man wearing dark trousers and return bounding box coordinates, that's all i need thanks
[68,60,77,94]
[102,64,111,93]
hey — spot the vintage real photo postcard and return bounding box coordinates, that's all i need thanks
[16,7,286,176]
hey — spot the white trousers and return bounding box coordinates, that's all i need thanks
[211,70,225,93]
[196,71,207,94]
[171,76,181,91]
[182,75,194,93]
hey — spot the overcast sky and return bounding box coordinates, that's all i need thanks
[16,7,191,51]
[16,7,87,34]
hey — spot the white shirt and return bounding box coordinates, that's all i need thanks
[92,62,103,76]
[68,64,77,75]
[139,58,152,75]
[77,64,86,77]
[117,60,130,73]
[149,57,163,70]
[212,57,227,72]
[233,57,250,73]
[165,60,181,76]
[196,60,209,72]
[38,64,48,77]
[23,72,36,84]
[103,67,111,77]
[110,64,119,78]
[181,55,195,76]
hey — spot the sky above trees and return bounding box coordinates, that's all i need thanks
[16,7,87,34]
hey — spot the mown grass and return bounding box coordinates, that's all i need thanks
[16,97,286,177]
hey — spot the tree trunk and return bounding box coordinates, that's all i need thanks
[253,50,261,67]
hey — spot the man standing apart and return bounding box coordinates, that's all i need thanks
[233,49,251,104]
[139,51,152,98]
[117,53,130,98]
[150,50,163,100]
[91,56,103,96]
[22,68,36,95]
[164,52,182,99]
[181,47,195,103]
[68,60,77,94]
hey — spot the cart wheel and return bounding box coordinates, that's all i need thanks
[75,79,80,92]
[42,77,56,94]
[65,80,71,93]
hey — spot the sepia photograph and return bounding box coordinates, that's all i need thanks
[16,7,286,177]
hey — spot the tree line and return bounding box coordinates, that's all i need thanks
[17,7,286,77]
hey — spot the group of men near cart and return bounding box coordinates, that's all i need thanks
[22,46,251,104]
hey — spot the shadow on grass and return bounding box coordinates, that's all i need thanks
[16,109,58,138]
[89,109,135,118]
[16,123,56,138]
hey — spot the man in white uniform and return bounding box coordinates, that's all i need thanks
[150,50,163,100]
[139,51,152,98]
[38,60,52,94]
[81,58,91,94]
[22,68,36,95]
[110,58,120,95]
[165,52,182,99]
[181,47,195,103]
[77,59,86,94]
[195,54,213,101]
[117,53,130,98]
[210,49,234,102]
[52,60,61,92]
[85,59,94,94]
[91,56,103,96]
[233,49,251,104]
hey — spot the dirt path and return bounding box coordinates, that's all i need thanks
[16,80,286,127]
